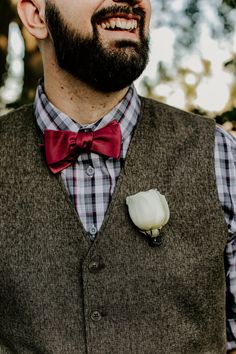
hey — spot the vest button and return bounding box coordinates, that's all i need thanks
[88,261,99,273]
[91,311,102,322]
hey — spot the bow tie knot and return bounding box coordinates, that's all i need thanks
[76,131,93,152]
[43,120,122,174]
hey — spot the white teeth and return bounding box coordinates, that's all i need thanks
[119,20,125,29]
[117,19,122,28]
[100,18,138,31]
[110,20,116,29]
[126,22,131,30]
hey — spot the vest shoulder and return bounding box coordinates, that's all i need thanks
[0,104,34,131]
[140,97,215,130]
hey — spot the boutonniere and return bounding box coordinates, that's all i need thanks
[126,189,170,247]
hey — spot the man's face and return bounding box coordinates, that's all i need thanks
[45,0,151,92]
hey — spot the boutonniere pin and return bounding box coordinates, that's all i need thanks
[126,189,170,247]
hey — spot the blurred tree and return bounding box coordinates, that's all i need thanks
[215,54,236,135]
[19,27,43,106]
[142,0,236,129]
[0,0,42,108]
[152,0,235,52]
[0,0,15,88]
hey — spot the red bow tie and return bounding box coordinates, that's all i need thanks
[44,120,121,174]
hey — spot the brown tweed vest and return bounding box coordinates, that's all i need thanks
[0,98,228,354]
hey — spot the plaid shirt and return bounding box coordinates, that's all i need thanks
[35,83,236,350]
[215,126,236,351]
[35,82,140,237]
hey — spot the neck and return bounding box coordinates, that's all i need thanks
[43,66,129,126]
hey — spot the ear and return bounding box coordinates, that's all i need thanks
[17,0,48,40]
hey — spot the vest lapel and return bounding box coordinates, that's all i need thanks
[22,108,92,247]
[93,97,176,243]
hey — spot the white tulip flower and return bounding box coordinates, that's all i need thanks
[126,189,170,238]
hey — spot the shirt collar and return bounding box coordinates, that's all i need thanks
[34,80,141,142]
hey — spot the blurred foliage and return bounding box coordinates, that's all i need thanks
[0,0,16,88]
[147,0,236,132]
[0,0,236,133]
[0,0,42,108]
[152,0,235,50]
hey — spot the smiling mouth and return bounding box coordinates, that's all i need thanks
[99,16,139,32]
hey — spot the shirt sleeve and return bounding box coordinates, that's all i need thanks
[215,125,236,351]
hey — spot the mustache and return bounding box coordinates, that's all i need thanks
[91,5,146,25]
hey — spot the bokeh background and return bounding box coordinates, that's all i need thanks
[0,0,236,135]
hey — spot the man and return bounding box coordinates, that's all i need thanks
[0,0,235,352]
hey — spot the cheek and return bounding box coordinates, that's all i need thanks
[66,17,94,38]
[58,3,95,35]
[72,1,104,32]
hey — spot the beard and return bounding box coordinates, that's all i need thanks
[45,2,150,93]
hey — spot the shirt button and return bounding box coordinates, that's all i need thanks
[90,224,97,235]
[91,311,102,322]
[86,166,95,177]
